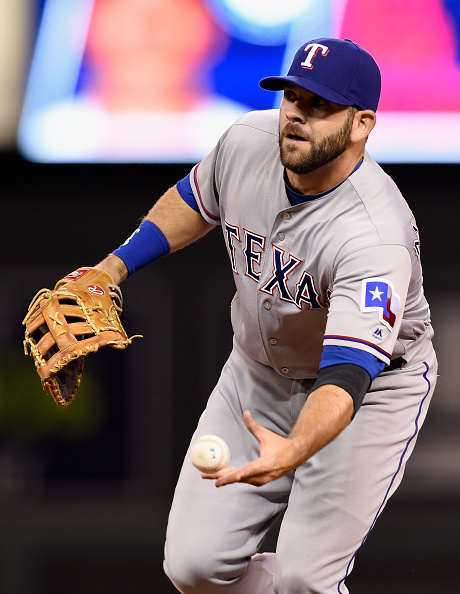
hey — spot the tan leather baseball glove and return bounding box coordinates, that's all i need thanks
[23,267,141,406]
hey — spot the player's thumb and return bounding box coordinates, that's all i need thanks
[243,410,265,441]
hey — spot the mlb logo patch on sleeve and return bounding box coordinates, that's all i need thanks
[361,278,400,330]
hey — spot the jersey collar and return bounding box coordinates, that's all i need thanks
[284,159,363,206]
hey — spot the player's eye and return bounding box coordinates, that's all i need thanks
[284,89,298,103]
[311,95,327,107]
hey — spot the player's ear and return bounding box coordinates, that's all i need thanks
[351,109,376,142]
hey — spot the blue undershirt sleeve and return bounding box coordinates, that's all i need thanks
[319,345,386,381]
[176,174,200,212]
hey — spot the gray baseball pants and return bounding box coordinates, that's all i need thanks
[164,342,437,593]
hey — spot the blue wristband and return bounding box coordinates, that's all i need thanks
[113,220,170,276]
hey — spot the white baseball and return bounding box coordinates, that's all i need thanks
[190,435,230,473]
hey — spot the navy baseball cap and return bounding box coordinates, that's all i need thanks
[260,38,381,112]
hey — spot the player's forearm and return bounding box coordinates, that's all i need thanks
[144,185,214,252]
[287,384,354,465]
[213,385,354,488]
[96,185,214,284]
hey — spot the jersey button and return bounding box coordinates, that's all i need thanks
[283,213,291,221]
[264,301,272,310]
[281,367,290,374]
[277,232,285,241]
[269,338,277,345]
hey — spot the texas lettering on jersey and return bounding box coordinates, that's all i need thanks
[225,221,327,311]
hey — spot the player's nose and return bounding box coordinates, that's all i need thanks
[285,102,306,124]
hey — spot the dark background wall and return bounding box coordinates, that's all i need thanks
[1,153,459,592]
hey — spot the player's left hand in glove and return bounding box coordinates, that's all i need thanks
[23,267,141,407]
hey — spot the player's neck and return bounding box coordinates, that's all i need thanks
[285,149,364,196]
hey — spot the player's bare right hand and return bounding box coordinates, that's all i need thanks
[202,410,303,487]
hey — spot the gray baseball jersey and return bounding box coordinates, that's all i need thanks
[164,109,437,593]
[188,109,432,375]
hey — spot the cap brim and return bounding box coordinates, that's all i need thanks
[259,75,354,107]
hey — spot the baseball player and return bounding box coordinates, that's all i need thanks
[95,38,437,593]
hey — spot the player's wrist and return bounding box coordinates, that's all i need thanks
[95,254,129,285]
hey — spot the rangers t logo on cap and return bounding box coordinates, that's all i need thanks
[300,43,330,69]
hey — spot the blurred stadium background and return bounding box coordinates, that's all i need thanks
[1,1,460,592]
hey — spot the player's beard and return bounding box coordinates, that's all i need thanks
[279,108,355,175]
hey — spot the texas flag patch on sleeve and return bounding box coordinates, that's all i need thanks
[361,278,400,330]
